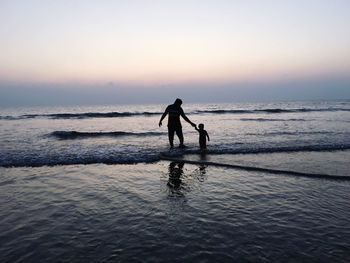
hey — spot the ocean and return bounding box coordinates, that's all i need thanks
[1,100,350,262]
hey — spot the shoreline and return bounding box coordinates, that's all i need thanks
[2,149,349,179]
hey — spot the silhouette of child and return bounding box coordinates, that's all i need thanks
[195,123,210,150]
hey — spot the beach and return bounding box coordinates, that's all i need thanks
[1,162,350,262]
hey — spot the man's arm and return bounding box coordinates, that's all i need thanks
[180,108,196,127]
[159,107,169,127]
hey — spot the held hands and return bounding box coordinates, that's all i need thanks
[159,121,162,127]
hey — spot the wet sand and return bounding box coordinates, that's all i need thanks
[1,162,350,262]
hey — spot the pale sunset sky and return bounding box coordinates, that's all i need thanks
[0,0,349,105]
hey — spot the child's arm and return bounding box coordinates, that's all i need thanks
[206,131,210,141]
[194,126,199,132]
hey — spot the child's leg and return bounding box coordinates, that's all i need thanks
[200,139,206,149]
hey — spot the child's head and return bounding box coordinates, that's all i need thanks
[198,123,204,130]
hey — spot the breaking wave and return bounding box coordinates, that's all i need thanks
[1,143,349,168]
[162,143,350,156]
[50,131,165,139]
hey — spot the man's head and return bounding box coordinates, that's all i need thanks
[174,98,182,107]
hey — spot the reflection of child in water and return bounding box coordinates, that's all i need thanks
[195,123,210,150]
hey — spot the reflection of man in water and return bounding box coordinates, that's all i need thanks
[159,98,196,149]
[167,162,184,189]
[167,162,207,191]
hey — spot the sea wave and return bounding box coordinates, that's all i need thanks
[196,108,350,114]
[50,130,165,139]
[0,111,161,120]
[0,153,161,168]
[1,107,350,120]
[245,131,341,136]
[1,143,349,168]
[240,118,306,122]
[163,143,350,156]
[39,111,160,119]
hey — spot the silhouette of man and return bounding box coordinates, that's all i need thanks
[159,98,196,148]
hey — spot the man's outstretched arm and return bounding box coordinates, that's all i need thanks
[180,109,196,127]
[159,108,169,127]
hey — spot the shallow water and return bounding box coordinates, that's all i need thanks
[1,100,350,170]
[1,163,350,262]
[182,150,350,177]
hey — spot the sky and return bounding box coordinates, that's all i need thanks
[0,0,349,106]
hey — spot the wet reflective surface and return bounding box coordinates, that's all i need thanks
[1,163,350,262]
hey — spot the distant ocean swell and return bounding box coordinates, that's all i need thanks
[1,107,350,120]
[195,108,350,114]
[245,131,346,136]
[0,111,161,120]
[50,131,165,139]
[1,143,349,168]
[240,118,306,122]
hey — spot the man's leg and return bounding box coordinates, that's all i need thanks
[168,127,175,148]
[176,128,184,146]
